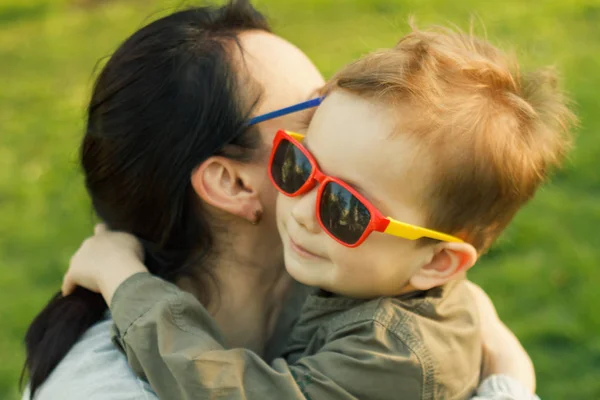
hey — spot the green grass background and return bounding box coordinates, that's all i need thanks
[1,0,599,399]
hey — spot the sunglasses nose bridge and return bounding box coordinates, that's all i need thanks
[312,168,327,184]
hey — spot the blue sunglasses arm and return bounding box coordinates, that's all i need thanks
[247,96,324,126]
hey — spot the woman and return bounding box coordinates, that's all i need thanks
[23,1,536,399]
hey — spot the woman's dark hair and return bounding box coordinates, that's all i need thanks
[22,1,271,397]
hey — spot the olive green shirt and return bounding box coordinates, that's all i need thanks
[111,273,481,400]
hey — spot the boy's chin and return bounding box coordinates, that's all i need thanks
[283,255,324,288]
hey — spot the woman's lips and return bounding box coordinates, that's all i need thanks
[289,237,325,260]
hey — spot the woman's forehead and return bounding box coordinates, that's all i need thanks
[237,31,324,115]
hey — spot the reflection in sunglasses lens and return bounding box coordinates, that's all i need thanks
[320,182,371,245]
[271,139,312,194]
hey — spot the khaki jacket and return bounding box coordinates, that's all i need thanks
[111,273,480,400]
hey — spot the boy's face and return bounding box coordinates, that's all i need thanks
[276,90,437,298]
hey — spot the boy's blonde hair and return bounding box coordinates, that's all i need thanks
[326,25,576,252]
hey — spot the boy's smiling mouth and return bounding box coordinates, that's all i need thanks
[288,236,326,260]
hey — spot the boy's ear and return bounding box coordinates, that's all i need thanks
[190,156,262,223]
[409,242,478,291]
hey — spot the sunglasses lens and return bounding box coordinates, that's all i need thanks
[271,139,312,195]
[319,181,371,245]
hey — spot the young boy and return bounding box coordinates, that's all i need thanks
[63,26,573,399]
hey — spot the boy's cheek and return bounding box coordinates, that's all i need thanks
[275,193,288,220]
[275,194,294,231]
[328,243,368,276]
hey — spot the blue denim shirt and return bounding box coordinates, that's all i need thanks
[24,316,157,400]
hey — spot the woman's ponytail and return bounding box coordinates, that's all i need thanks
[22,288,106,398]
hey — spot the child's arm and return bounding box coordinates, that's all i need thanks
[109,272,424,400]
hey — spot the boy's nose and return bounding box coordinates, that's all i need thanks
[291,188,320,234]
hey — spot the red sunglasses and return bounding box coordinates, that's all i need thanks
[268,130,463,248]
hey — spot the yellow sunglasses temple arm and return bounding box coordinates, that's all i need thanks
[383,218,463,243]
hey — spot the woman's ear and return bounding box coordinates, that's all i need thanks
[409,241,478,291]
[190,156,262,223]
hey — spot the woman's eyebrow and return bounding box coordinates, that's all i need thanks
[305,86,324,101]
[296,88,324,129]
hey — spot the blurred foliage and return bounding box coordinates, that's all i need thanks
[1,0,599,399]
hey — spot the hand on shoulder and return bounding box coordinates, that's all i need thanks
[62,224,148,306]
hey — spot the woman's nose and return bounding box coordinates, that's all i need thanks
[291,188,320,234]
